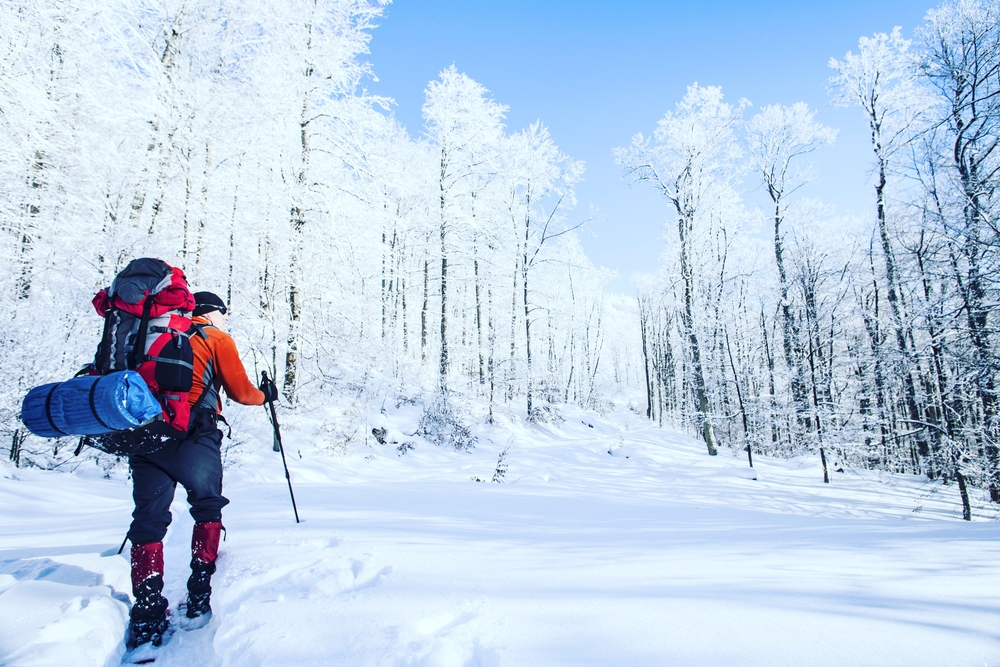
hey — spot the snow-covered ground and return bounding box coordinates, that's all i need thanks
[1,402,998,666]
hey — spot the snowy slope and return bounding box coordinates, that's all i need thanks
[1,403,998,667]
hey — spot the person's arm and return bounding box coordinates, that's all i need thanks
[212,332,266,406]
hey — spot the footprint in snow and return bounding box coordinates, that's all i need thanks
[315,559,392,596]
[401,611,501,667]
[413,611,478,637]
[341,563,392,594]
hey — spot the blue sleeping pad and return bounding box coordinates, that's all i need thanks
[20,371,162,438]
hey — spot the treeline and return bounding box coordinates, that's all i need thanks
[0,0,639,467]
[623,0,1000,519]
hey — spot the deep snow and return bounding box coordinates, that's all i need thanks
[1,402,998,666]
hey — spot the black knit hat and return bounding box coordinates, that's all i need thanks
[193,291,227,317]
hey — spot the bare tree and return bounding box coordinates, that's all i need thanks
[830,27,934,471]
[616,84,747,455]
[506,123,583,418]
[920,0,1000,500]
[746,102,836,436]
[422,65,506,392]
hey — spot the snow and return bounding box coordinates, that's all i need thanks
[1,403,998,666]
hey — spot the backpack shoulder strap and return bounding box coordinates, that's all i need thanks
[127,295,155,369]
[190,322,223,413]
[191,323,216,339]
[93,310,114,374]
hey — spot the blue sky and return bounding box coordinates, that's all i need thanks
[366,1,933,293]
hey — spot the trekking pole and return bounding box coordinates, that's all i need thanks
[262,371,300,524]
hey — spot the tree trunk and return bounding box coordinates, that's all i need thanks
[920,241,950,475]
[676,209,718,455]
[284,15,315,404]
[761,308,779,446]
[726,329,751,465]
[662,313,676,419]
[401,274,409,354]
[487,287,496,422]
[9,429,25,467]
[421,257,429,361]
[522,207,533,418]
[639,297,653,420]
[17,151,43,300]
[180,166,193,271]
[958,203,999,499]
[861,263,890,468]
[195,140,211,273]
[284,207,304,402]
[808,335,829,482]
[145,130,176,237]
[509,258,518,403]
[226,158,242,306]
[381,222,388,340]
[956,467,972,521]
[438,147,449,391]
[772,203,807,430]
[875,158,928,471]
[474,240,484,385]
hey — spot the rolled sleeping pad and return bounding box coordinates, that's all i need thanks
[20,370,162,438]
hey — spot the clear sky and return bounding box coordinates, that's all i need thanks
[366,1,934,294]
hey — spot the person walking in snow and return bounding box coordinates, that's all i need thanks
[127,291,279,648]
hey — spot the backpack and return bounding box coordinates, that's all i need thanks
[87,258,197,454]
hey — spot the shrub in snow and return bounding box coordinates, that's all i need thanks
[528,402,563,424]
[588,396,616,417]
[470,445,511,483]
[491,445,510,482]
[417,392,477,451]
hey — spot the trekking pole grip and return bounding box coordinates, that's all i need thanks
[261,370,275,404]
[262,370,280,452]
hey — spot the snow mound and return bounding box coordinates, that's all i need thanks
[0,554,129,667]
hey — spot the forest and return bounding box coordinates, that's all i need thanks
[2,0,999,522]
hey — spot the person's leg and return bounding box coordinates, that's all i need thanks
[165,416,228,619]
[176,423,228,525]
[128,454,177,545]
[126,455,176,648]
[127,541,169,648]
[185,520,222,620]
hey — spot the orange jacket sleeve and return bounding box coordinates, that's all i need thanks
[212,331,266,406]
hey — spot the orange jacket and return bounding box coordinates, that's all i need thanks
[190,316,265,412]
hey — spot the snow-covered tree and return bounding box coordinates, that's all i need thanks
[616,84,747,455]
[746,103,836,438]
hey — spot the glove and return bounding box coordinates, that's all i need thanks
[259,377,279,403]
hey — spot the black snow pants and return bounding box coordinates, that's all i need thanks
[127,411,229,545]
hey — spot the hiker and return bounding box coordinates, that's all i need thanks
[127,291,280,648]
